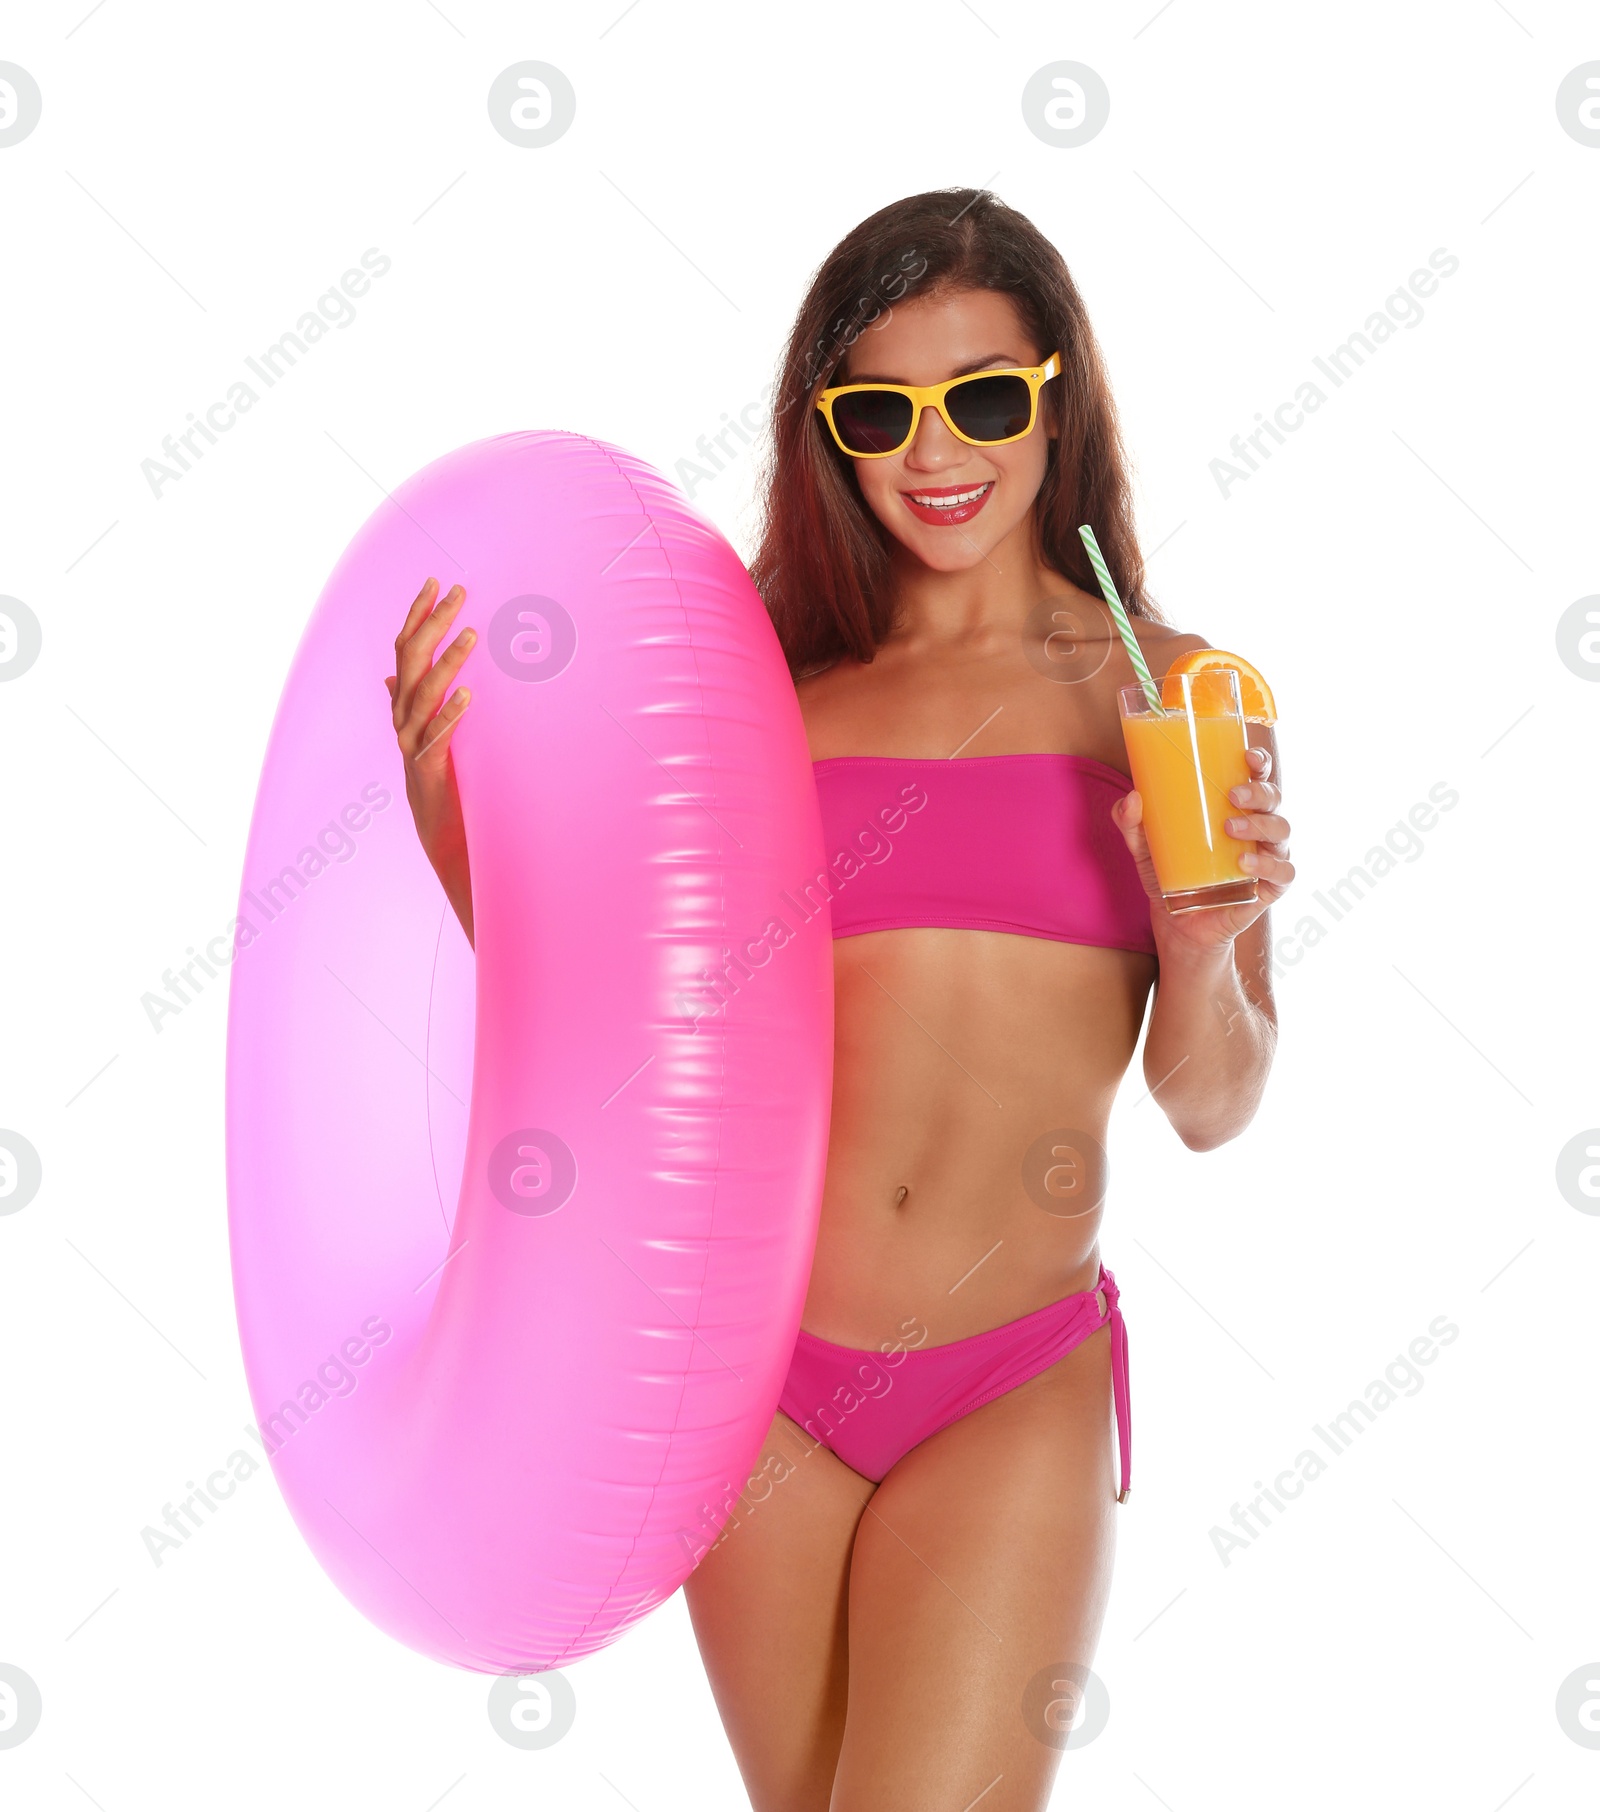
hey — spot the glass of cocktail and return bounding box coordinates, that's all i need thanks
[1118,667,1258,912]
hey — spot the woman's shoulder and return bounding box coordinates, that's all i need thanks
[1130,618,1214,667]
[793,655,849,693]
[793,655,860,711]
[1044,581,1212,671]
[794,655,878,757]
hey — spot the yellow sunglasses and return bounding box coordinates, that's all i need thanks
[815,352,1062,459]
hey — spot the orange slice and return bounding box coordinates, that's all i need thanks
[1161,647,1277,722]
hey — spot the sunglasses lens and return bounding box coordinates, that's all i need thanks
[830,389,914,454]
[946,373,1034,443]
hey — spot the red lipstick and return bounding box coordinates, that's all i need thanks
[900,480,995,527]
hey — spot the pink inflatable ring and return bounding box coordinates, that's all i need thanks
[226,431,833,1671]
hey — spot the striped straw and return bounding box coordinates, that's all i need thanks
[1077,524,1163,714]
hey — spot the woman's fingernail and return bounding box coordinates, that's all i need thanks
[1238,851,1259,871]
[1229,785,1248,804]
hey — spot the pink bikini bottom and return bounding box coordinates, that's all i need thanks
[778,1264,1131,1501]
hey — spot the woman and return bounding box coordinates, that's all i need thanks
[387,189,1293,1810]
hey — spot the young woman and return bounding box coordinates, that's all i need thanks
[388,189,1293,1811]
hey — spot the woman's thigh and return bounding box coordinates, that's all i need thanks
[831,1326,1119,1812]
[682,1409,876,1812]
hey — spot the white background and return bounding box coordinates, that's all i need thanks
[2,1,1597,1807]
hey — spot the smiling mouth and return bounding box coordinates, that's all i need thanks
[901,481,995,524]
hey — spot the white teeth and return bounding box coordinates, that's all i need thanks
[909,483,990,508]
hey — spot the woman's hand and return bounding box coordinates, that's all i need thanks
[386,577,476,946]
[1111,742,1294,955]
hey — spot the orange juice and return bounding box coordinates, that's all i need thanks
[1121,706,1255,897]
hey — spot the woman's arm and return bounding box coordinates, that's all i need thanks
[387,577,477,947]
[1113,743,1293,1150]
[1139,910,1278,1150]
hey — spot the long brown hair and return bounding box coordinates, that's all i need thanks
[750,187,1161,678]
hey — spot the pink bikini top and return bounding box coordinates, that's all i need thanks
[811,753,1157,957]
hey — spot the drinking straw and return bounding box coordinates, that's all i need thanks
[1077,523,1163,713]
